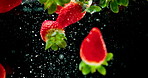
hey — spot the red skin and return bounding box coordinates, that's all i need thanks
[56,2,86,28]
[0,0,22,13]
[80,27,107,65]
[40,20,60,42]
[40,2,86,42]
[0,64,6,78]
[55,5,63,14]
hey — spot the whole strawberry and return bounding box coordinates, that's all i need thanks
[40,20,67,50]
[56,1,86,28]
[40,1,87,50]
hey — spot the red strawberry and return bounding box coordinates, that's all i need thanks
[79,27,113,75]
[0,0,22,13]
[40,1,87,50]
[40,1,89,50]
[0,64,6,78]
[80,27,107,65]
[40,20,67,50]
[40,20,60,41]
[56,2,86,28]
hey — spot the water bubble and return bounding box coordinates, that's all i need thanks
[59,54,64,60]
[96,19,100,22]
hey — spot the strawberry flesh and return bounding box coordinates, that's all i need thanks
[80,27,107,65]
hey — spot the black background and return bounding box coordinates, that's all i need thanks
[0,0,147,78]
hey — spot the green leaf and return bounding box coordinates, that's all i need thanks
[97,66,106,75]
[87,0,93,6]
[79,61,91,75]
[49,37,55,41]
[39,0,47,4]
[55,0,70,6]
[44,0,53,10]
[106,53,113,61]
[116,0,122,5]
[82,65,91,75]
[110,0,119,13]
[117,0,129,6]
[62,0,70,3]
[85,5,102,13]
[48,2,57,14]
[102,61,108,66]
[55,35,61,40]
[63,36,67,40]
[59,34,67,40]
[90,67,96,73]
[55,0,63,6]
[76,0,85,2]
[121,0,129,6]
[60,40,67,48]
[45,40,54,50]
[56,32,67,40]
[99,0,107,8]
[79,61,86,70]
[55,40,64,48]
[51,44,58,51]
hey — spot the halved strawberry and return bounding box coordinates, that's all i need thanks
[40,20,67,50]
[80,27,107,65]
[0,0,22,13]
[56,1,86,28]
[79,27,113,75]
[0,64,6,78]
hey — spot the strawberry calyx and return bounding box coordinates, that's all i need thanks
[79,52,113,75]
[45,28,67,50]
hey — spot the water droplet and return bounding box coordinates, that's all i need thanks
[96,19,100,22]
[59,54,64,60]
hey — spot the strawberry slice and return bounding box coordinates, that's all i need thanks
[0,0,22,13]
[79,27,113,75]
[0,64,6,78]
[56,2,86,28]
[40,20,67,50]
[80,27,107,65]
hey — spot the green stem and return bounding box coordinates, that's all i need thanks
[45,29,67,50]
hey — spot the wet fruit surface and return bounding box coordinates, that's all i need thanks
[80,27,107,65]
[0,64,6,78]
[0,0,22,13]
[0,0,147,78]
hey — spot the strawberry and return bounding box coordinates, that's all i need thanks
[40,1,88,50]
[0,0,22,13]
[40,1,92,50]
[80,27,107,65]
[40,20,60,41]
[55,5,63,14]
[79,27,113,75]
[40,20,67,50]
[56,1,86,28]
[0,64,6,78]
